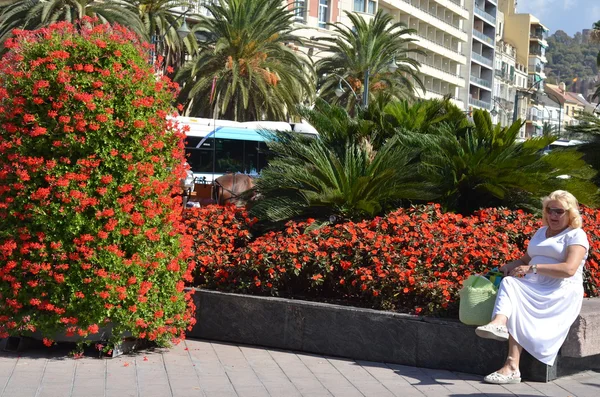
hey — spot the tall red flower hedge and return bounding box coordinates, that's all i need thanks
[184,204,600,315]
[0,20,195,347]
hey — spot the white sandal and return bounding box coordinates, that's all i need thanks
[484,371,521,384]
[475,323,509,341]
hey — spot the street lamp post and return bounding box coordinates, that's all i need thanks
[512,78,545,124]
[362,68,370,109]
[544,91,563,135]
[336,57,399,109]
[151,8,192,71]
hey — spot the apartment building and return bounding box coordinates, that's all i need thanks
[377,0,469,108]
[497,0,548,137]
[287,0,471,108]
[491,10,513,126]
[491,9,529,137]
[460,0,497,112]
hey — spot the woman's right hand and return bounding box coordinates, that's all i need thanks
[500,259,522,276]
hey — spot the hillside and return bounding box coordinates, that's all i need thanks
[545,30,600,93]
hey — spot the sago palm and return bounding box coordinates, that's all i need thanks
[410,110,598,213]
[316,10,424,112]
[175,0,313,121]
[250,132,435,223]
[249,102,437,223]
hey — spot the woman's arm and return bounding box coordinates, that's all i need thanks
[508,245,587,278]
[500,254,531,276]
[534,245,587,278]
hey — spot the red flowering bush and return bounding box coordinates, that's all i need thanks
[0,20,195,348]
[185,204,600,316]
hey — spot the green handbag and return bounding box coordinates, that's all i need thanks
[459,275,498,326]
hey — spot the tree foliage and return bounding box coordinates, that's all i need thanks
[0,0,195,71]
[175,0,313,121]
[545,29,600,91]
[251,100,599,225]
[315,10,424,113]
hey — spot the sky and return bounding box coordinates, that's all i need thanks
[515,0,599,36]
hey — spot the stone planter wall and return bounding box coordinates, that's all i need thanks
[187,289,562,382]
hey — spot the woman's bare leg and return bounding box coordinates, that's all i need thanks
[496,335,523,375]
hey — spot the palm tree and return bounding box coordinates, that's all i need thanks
[541,122,558,138]
[0,0,197,71]
[0,0,145,49]
[175,0,313,121]
[315,10,424,113]
[120,0,197,72]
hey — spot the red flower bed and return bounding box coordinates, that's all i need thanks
[185,204,600,316]
[0,20,195,349]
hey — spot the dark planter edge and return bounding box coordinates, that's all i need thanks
[185,288,598,382]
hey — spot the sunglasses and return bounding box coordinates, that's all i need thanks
[545,207,567,216]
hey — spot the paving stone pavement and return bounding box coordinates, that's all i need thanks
[1,338,599,397]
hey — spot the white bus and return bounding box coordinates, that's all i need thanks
[176,117,318,182]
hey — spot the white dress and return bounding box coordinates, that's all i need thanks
[491,226,589,365]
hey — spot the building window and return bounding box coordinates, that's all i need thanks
[368,0,376,14]
[318,0,329,29]
[354,0,376,13]
[293,0,306,21]
[354,0,365,12]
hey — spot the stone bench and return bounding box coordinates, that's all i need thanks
[562,298,600,358]
[187,289,600,383]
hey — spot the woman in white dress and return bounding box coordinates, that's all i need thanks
[474,190,589,384]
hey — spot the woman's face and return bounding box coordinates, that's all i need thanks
[545,200,570,232]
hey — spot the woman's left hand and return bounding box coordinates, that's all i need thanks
[509,265,531,277]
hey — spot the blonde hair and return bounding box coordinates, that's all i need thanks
[541,190,582,229]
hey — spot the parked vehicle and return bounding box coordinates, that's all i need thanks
[176,116,318,182]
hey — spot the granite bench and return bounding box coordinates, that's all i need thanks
[188,289,600,383]
[562,298,600,358]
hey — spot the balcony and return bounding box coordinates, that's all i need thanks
[473,29,494,47]
[469,95,491,110]
[396,0,468,41]
[494,69,515,83]
[418,62,465,86]
[433,0,470,19]
[470,74,492,89]
[472,52,493,68]
[413,33,467,64]
[474,6,496,25]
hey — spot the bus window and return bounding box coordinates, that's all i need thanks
[216,139,244,173]
[184,138,269,175]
